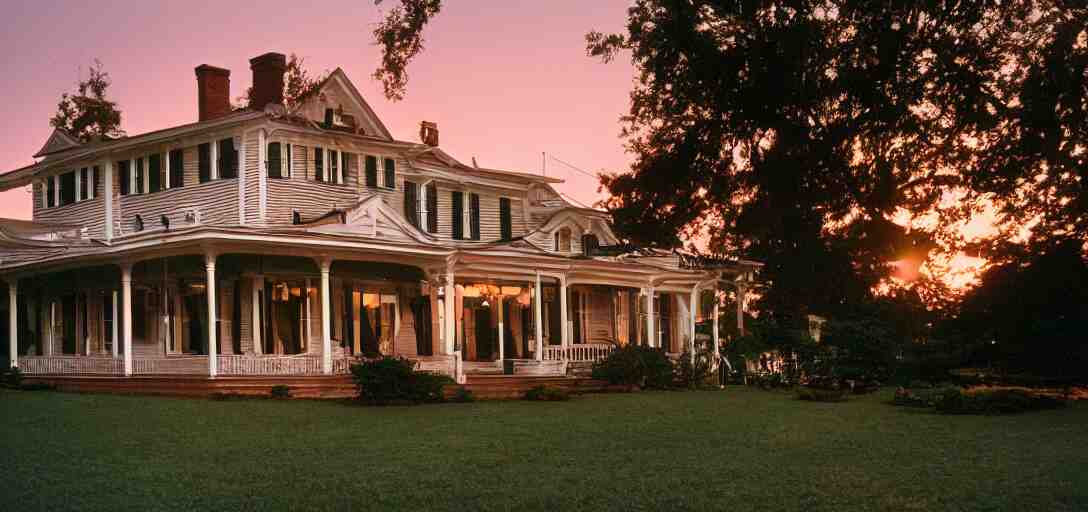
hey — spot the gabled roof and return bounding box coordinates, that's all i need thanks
[296,68,393,141]
[33,128,82,158]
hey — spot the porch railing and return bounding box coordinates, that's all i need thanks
[18,356,123,375]
[543,343,616,362]
[218,355,323,376]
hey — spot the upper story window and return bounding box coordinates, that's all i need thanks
[383,158,396,189]
[364,155,396,189]
[555,227,572,253]
[499,197,512,241]
[268,142,284,179]
[217,138,237,179]
[198,143,212,183]
[42,169,90,209]
[148,154,162,193]
[313,146,324,181]
[404,181,438,233]
[77,167,98,201]
[451,190,480,240]
[328,149,341,184]
[134,157,145,194]
[169,149,184,188]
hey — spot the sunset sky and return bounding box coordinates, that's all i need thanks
[0,0,635,218]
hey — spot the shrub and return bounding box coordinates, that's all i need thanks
[592,345,673,389]
[350,357,453,405]
[934,387,1065,415]
[270,385,291,399]
[2,366,23,388]
[524,385,570,401]
[449,387,475,403]
[676,349,716,389]
[797,387,849,402]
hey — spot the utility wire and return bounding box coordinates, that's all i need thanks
[546,153,599,179]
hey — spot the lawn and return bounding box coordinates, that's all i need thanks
[1,388,1086,511]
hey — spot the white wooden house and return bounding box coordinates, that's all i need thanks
[0,52,758,385]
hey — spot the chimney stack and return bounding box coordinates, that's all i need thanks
[195,65,231,122]
[420,121,439,147]
[249,52,287,112]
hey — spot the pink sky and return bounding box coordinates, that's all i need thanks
[0,0,636,219]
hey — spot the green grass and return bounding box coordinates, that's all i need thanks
[1,388,1086,511]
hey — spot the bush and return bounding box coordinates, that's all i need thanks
[592,345,673,389]
[350,357,453,405]
[797,387,850,402]
[934,387,1065,415]
[2,366,23,388]
[525,385,571,401]
[676,349,716,389]
[270,385,291,399]
[449,387,475,403]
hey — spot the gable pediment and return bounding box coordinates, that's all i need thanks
[34,128,82,158]
[296,69,392,140]
[308,195,433,244]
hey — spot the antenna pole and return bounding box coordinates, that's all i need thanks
[542,152,546,177]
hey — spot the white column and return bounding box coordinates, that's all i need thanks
[121,263,133,376]
[111,290,118,358]
[559,276,569,361]
[645,286,655,348]
[534,272,543,361]
[689,286,698,363]
[443,271,455,355]
[205,253,218,377]
[337,150,344,184]
[8,279,17,368]
[257,130,267,222]
[712,291,720,355]
[496,294,504,363]
[319,258,332,374]
[736,282,746,337]
[251,276,263,355]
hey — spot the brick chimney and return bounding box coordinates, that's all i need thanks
[194,65,231,122]
[249,52,287,112]
[420,121,439,146]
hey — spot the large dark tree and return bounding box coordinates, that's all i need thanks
[50,59,124,142]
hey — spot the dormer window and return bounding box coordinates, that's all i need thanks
[555,227,572,253]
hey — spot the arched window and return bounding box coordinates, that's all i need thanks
[554,227,572,252]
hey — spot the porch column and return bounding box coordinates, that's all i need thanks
[251,276,263,355]
[712,290,720,355]
[559,277,569,361]
[496,294,504,362]
[645,286,655,348]
[534,272,543,361]
[319,257,332,374]
[736,281,746,337]
[111,291,118,358]
[443,271,455,355]
[205,253,218,378]
[8,279,17,368]
[121,263,133,376]
[689,286,698,364]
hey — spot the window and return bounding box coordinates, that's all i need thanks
[78,168,89,201]
[267,142,282,178]
[555,227,572,252]
[499,197,512,241]
[198,143,211,183]
[469,193,480,240]
[404,181,420,227]
[217,138,237,179]
[365,155,378,187]
[169,149,184,188]
[451,191,464,239]
[46,177,56,207]
[134,158,145,194]
[314,146,324,182]
[329,149,340,184]
[425,183,437,233]
[285,144,292,177]
[118,160,131,195]
[383,157,396,189]
[59,171,76,206]
[148,154,162,193]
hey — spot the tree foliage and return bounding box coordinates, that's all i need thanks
[372,0,442,101]
[50,59,124,143]
[238,53,329,111]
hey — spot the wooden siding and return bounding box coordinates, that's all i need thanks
[117,179,240,234]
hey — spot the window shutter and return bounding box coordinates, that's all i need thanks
[119,160,130,195]
[470,193,481,240]
[451,191,464,239]
[267,142,282,178]
[404,181,419,227]
[134,158,144,194]
[46,177,56,207]
[426,183,438,233]
[499,197,512,241]
[92,166,101,197]
[218,138,237,179]
[79,168,89,200]
[285,144,292,177]
[365,155,378,187]
[330,150,339,184]
[384,158,396,189]
[60,171,76,205]
[314,147,324,181]
[169,149,184,188]
[148,154,161,193]
[198,144,211,183]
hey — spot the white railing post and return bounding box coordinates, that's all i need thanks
[205,252,218,378]
[121,263,133,376]
[496,294,505,363]
[559,276,569,362]
[8,278,17,368]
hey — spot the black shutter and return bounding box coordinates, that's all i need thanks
[118,160,130,195]
[451,191,464,239]
[134,158,144,194]
[46,177,56,207]
[314,147,324,181]
[499,197,512,241]
[426,183,438,233]
[329,150,339,184]
[148,154,161,193]
[218,138,236,179]
[169,149,184,188]
[79,168,89,200]
[285,144,292,177]
[267,142,282,178]
[383,157,395,189]
[365,155,378,187]
[324,108,334,128]
[470,193,481,240]
[92,166,101,197]
[198,144,211,183]
[59,171,76,205]
[404,181,419,227]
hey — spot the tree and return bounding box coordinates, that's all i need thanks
[50,59,124,142]
[372,0,442,101]
[238,53,330,111]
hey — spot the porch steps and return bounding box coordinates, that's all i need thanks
[457,375,613,400]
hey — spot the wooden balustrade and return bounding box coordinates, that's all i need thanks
[18,355,357,376]
[542,343,616,362]
[18,356,123,375]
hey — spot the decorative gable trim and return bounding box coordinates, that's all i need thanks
[34,128,82,158]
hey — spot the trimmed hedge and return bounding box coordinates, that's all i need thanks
[591,345,673,389]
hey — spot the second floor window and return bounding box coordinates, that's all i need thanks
[118,160,130,195]
[198,143,211,183]
[217,138,237,179]
[148,154,162,193]
[365,155,378,187]
[59,171,76,206]
[314,146,324,182]
[169,149,184,188]
[268,142,283,178]
[384,158,396,189]
[555,227,572,252]
[499,197,512,241]
[134,158,145,194]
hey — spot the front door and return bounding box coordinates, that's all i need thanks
[474,308,494,360]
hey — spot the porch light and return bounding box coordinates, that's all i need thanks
[481,300,490,308]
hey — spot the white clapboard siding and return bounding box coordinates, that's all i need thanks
[244,130,261,225]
